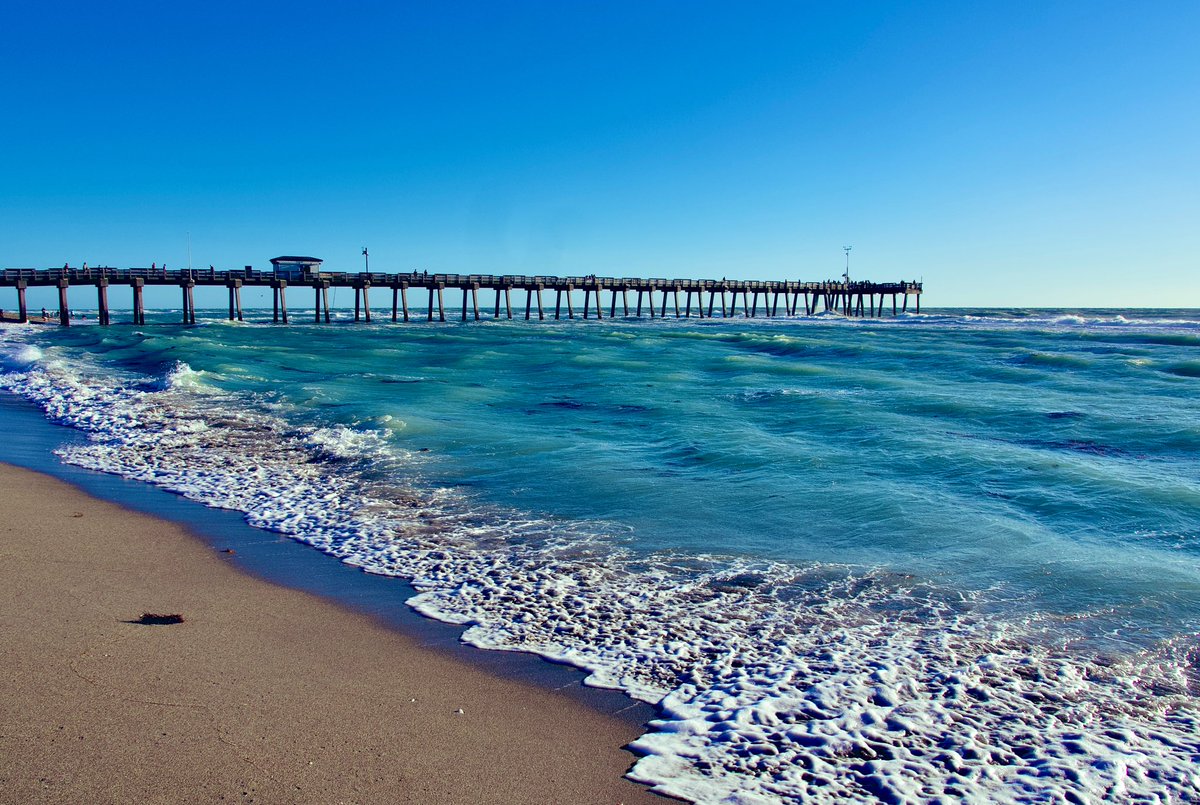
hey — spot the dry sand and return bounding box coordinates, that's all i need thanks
[0,463,664,804]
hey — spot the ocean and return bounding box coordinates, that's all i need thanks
[2,307,1199,803]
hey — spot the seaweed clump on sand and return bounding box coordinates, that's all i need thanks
[134,613,185,625]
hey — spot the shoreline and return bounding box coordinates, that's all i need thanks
[0,461,665,803]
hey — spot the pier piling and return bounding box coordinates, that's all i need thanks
[57,279,69,327]
[276,281,288,324]
[227,280,243,322]
[131,279,145,325]
[96,279,109,326]
[16,281,27,323]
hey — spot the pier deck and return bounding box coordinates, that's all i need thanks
[0,267,922,325]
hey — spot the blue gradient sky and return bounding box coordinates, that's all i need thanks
[2,1,1197,307]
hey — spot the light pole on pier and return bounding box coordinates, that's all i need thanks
[843,246,852,283]
[362,247,369,273]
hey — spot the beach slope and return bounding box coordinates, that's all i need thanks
[0,463,660,804]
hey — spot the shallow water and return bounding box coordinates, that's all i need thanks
[3,307,1199,802]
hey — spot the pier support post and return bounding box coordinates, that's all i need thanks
[494,288,502,319]
[179,282,196,325]
[131,279,145,325]
[536,285,544,320]
[565,284,575,319]
[392,286,399,322]
[595,286,603,319]
[274,284,281,322]
[461,287,468,321]
[750,291,759,318]
[892,294,897,316]
[96,279,109,326]
[16,282,28,323]
[637,290,644,317]
[227,280,243,321]
[610,288,617,318]
[276,281,288,324]
[437,284,445,321]
[582,287,591,320]
[58,279,70,326]
[401,283,409,321]
[505,286,513,319]
[673,287,681,318]
[707,290,716,318]
[659,289,668,318]
[685,290,693,318]
[427,288,435,322]
[472,284,480,320]
[915,293,920,314]
[622,287,629,317]
[525,289,533,320]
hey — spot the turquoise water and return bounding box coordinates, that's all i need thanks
[3,308,1199,802]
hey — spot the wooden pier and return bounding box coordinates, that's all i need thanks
[0,266,922,326]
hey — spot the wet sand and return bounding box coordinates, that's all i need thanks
[0,463,663,804]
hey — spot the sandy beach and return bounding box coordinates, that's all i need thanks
[0,463,662,804]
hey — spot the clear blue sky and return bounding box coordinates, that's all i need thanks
[2,0,1197,307]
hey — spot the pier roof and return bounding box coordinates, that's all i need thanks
[269,256,322,265]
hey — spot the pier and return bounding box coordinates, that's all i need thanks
[0,265,921,326]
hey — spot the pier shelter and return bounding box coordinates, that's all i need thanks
[269,256,323,281]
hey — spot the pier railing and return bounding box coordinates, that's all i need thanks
[0,267,922,326]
